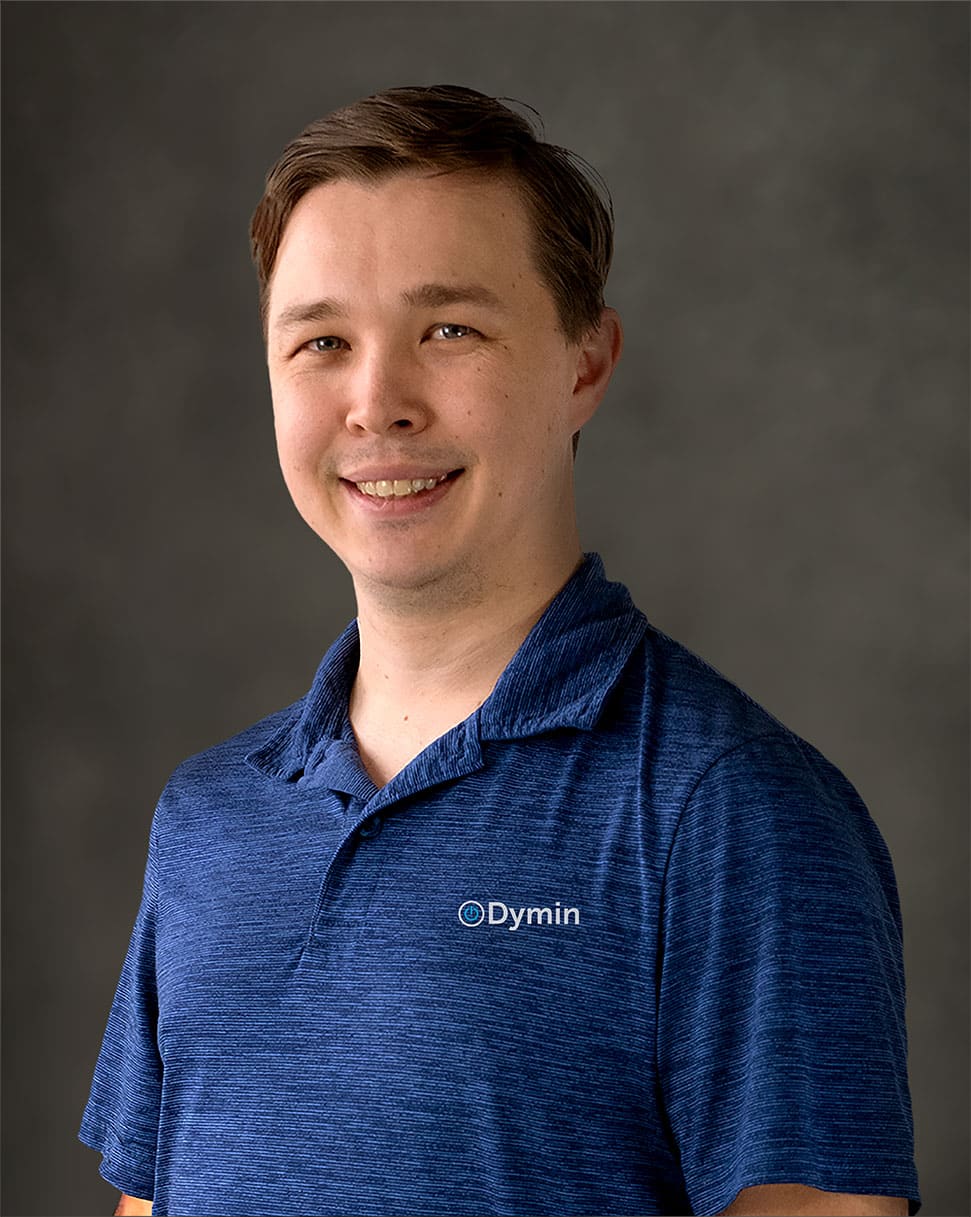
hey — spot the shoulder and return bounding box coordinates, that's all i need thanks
[178,698,305,777]
[613,619,822,785]
[610,620,886,850]
[151,695,307,830]
[637,633,901,927]
[643,620,798,745]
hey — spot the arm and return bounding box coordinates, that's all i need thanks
[113,1194,152,1216]
[720,1183,908,1215]
[659,739,919,1217]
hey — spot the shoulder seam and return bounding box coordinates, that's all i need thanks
[659,730,797,919]
[653,729,797,1115]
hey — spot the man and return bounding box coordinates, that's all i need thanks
[80,85,920,1217]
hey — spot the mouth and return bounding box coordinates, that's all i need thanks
[349,470,460,499]
[340,468,464,511]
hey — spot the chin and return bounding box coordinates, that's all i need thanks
[308,524,438,585]
[352,549,485,603]
[358,559,450,593]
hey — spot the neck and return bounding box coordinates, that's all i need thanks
[346,542,584,784]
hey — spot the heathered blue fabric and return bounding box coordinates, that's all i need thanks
[79,554,921,1217]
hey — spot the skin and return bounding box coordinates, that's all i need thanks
[113,1198,151,1215]
[110,169,908,1217]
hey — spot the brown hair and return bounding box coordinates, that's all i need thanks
[250,84,614,344]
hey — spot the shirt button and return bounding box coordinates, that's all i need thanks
[358,816,382,838]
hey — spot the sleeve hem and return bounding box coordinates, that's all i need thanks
[692,1170,922,1217]
[78,1116,156,1201]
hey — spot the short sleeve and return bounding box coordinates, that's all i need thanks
[657,733,921,1217]
[78,811,162,1200]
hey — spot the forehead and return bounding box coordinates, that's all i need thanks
[267,170,551,327]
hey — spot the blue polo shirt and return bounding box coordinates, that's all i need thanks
[79,554,921,1216]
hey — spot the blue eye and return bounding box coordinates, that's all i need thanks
[306,336,345,352]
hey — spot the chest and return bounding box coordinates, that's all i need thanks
[154,736,668,1069]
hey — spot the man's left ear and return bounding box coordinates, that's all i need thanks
[570,307,624,429]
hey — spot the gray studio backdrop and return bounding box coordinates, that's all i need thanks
[3,3,968,1216]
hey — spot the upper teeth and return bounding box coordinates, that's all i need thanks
[356,476,447,498]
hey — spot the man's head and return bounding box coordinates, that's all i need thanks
[251,84,614,347]
[252,87,622,605]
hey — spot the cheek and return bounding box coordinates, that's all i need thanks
[272,385,333,471]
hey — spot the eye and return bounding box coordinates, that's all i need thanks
[304,336,347,353]
[431,324,478,341]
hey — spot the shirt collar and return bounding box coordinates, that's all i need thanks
[246,553,647,781]
[478,552,647,740]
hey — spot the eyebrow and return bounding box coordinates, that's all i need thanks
[272,282,507,334]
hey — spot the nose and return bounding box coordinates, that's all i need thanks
[343,345,430,437]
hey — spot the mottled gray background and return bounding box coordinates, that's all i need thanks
[2,3,967,1215]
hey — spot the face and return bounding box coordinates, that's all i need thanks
[265,170,616,602]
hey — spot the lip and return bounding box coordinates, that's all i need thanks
[340,465,459,483]
[342,468,463,515]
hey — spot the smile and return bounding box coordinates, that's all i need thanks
[341,468,464,514]
[355,474,450,498]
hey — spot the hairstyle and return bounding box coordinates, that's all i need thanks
[250,84,614,345]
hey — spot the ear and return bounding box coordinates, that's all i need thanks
[568,307,624,430]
